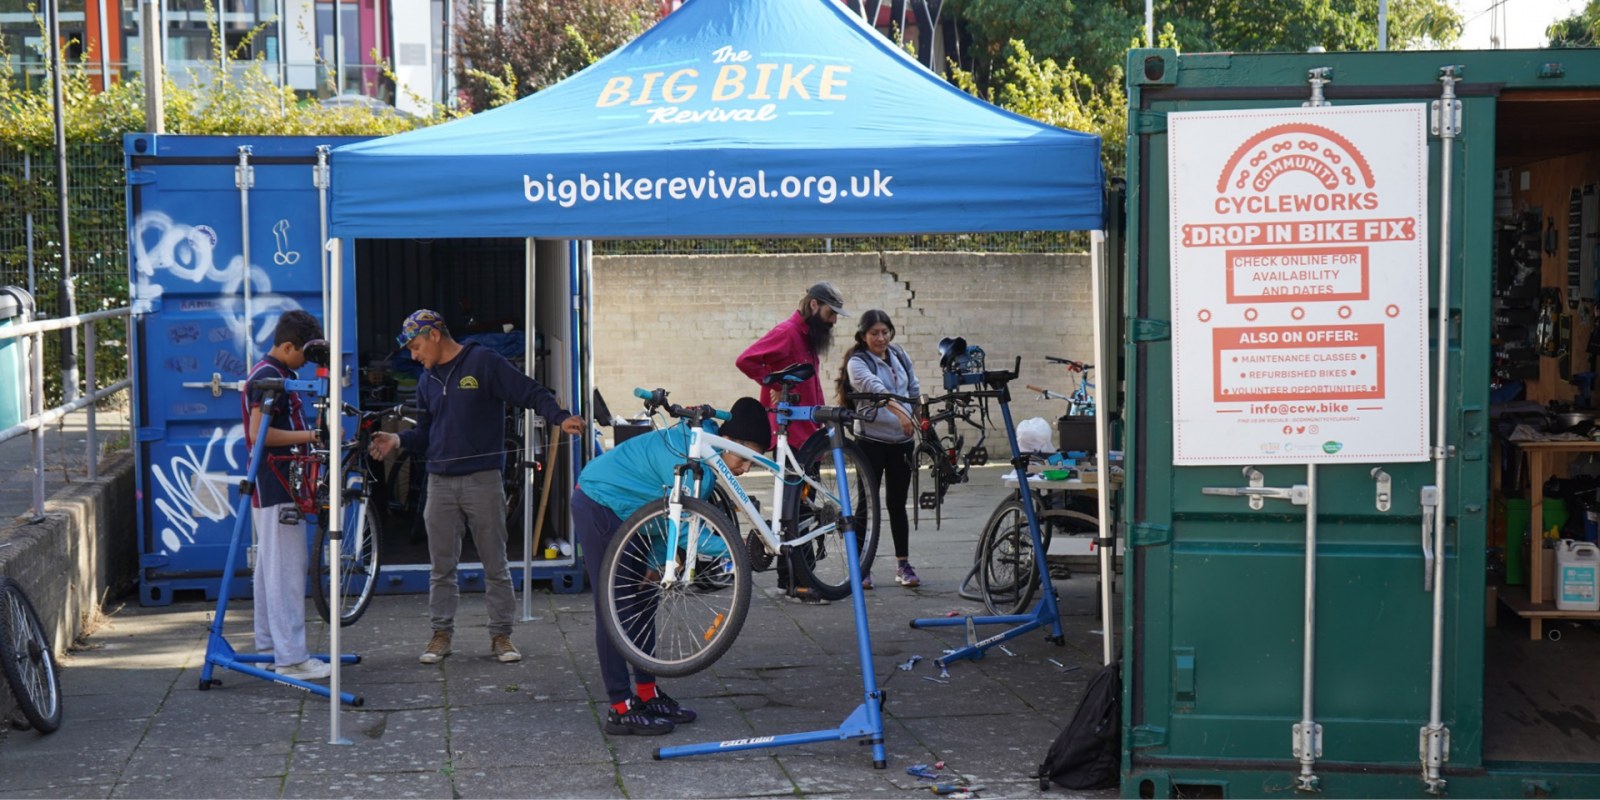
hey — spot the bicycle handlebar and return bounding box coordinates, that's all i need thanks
[1044,356,1093,372]
[634,387,731,422]
[1025,384,1073,402]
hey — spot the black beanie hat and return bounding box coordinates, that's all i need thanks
[718,397,771,446]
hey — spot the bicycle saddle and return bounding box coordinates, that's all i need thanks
[761,363,814,386]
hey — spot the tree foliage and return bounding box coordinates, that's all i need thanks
[1547,0,1600,47]
[452,0,656,112]
[950,40,1127,179]
[951,0,1461,94]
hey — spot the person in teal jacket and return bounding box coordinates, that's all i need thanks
[572,397,770,736]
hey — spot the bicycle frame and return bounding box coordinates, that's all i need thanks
[654,424,834,588]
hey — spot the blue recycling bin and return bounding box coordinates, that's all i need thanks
[0,286,34,430]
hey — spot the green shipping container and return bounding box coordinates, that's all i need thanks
[1121,47,1600,797]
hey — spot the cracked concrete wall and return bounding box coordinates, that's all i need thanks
[592,252,1096,457]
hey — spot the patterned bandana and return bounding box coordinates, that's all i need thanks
[396,309,444,346]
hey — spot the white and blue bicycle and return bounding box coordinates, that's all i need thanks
[596,364,881,677]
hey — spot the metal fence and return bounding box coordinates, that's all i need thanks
[0,306,133,522]
[0,141,130,406]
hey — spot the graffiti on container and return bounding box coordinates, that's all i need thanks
[149,424,246,554]
[169,403,210,417]
[130,210,304,355]
[208,326,233,343]
[163,356,199,373]
[213,350,247,376]
[272,219,302,265]
[168,324,200,345]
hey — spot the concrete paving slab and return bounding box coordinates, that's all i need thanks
[0,784,115,800]
[0,717,145,789]
[448,701,611,769]
[288,708,448,775]
[449,764,623,799]
[110,776,285,799]
[121,742,291,781]
[616,754,796,798]
[281,769,453,799]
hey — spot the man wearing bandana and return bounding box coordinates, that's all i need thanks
[369,309,585,665]
[735,282,848,451]
[735,283,847,604]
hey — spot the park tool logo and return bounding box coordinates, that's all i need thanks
[458,376,479,390]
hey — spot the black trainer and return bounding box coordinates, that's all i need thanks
[605,700,675,736]
[636,690,697,724]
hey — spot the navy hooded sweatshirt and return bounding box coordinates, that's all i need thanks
[397,342,572,476]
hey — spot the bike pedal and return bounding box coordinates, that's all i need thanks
[919,493,938,510]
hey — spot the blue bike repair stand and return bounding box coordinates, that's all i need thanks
[198,377,363,706]
[655,410,887,768]
[909,366,1066,668]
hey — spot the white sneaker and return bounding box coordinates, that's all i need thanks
[277,658,332,681]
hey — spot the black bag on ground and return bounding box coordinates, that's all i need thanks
[1037,660,1121,791]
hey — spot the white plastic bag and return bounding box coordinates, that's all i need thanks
[1017,416,1054,454]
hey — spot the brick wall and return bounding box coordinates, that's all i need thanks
[592,252,1097,456]
[0,453,137,724]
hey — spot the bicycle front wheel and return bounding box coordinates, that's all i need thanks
[313,472,382,626]
[0,577,62,733]
[599,497,751,678]
[977,499,1050,616]
[783,436,880,601]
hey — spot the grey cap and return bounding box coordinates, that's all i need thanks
[805,282,849,316]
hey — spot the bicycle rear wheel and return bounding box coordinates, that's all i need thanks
[784,436,880,601]
[976,499,1052,616]
[0,577,62,733]
[313,471,382,626]
[599,497,751,678]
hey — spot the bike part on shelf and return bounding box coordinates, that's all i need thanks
[783,434,881,601]
[0,577,62,733]
[599,496,752,678]
[312,470,382,626]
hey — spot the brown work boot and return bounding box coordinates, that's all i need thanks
[419,630,452,664]
[490,633,522,663]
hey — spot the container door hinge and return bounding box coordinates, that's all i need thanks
[1130,724,1167,749]
[234,146,255,190]
[1133,110,1168,135]
[1129,522,1171,548]
[1419,723,1450,793]
[127,169,156,186]
[1431,65,1464,137]
[313,145,330,189]
[135,426,166,443]
[1420,485,1440,591]
[1292,721,1323,759]
[1371,468,1392,512]
[138,553,170,568]
[1130,318,1171,342]
[1303,67,1333,108]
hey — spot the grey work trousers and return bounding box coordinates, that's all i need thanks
[424,469,516,636]
[251,502,310,667]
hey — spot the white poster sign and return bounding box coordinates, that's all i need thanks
[1169,104,1430,464]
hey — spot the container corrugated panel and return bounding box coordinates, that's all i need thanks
[127,134,367,605]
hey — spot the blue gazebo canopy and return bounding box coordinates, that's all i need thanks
[328,0,1103,239]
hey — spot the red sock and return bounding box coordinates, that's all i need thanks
[611,698,631,715]
[634,682,658,702]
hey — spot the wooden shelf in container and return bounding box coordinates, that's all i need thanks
[1500,584,1600,639]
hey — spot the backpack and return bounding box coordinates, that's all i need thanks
[1037,660,1121,791]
